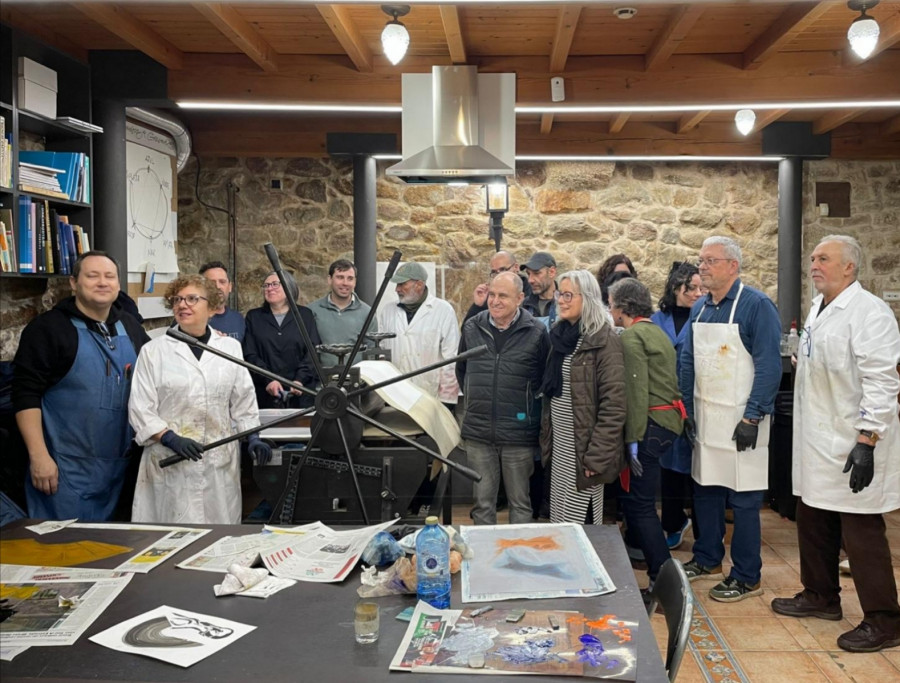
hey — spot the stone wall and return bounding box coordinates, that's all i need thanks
[3,157,898,360]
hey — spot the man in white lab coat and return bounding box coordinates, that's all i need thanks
[771,235,900,653]
[376,262,460,405]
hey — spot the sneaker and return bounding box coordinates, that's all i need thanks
[709,576,763,603]
[666,518,692,550]
[838,559,851,575]
[771,592,842,621]
[626,543,646,563]
[837,621,900,653]
[682,559,724,582]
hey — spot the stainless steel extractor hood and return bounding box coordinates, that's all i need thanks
[387,65,516,184]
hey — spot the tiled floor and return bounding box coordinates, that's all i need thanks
[449,504,900,682]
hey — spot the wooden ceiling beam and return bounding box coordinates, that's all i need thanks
[859,11,900,61]
[609,113,630,134]
[549,6,582,73]
[751,108,791,132]
[540,113,554,135]
[439,5,466,64]
[71,2,183,70]
[192,3,279,73]
[677,110,711,133]
[1,6,88,62]
[813,108,869,134]
[881,114,900,137]
[315,4,373,73]
[644,5,705,71]
[743,2,832,70]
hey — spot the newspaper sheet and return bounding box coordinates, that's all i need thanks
[26,519,77,535]
[0,564,133,647]
[67,523,212,573]
[177,522,326,573]
[389,601,462,671]
[89,605,255,668]
[460,523,615,603]
[261,519,396,582]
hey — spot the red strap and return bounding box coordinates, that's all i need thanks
[619,467,630,493]
[649,399,688,420]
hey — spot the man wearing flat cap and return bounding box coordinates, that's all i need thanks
[521,251,560,330]
[376,262,461,404]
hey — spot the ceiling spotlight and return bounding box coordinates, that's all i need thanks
[613,8,638,20]
[381,5,411,66]
[734,109,756,135]
[847,0,880,60]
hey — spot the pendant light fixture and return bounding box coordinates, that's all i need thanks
[847,0,880,60]
[381,5,411,66]
[734,109,756,136]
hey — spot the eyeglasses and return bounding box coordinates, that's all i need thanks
[695,257,734,268]
[167,294,209,307]
[490,265,514,277]
[262,282,282,291]
[801,325,812,358]
[96,322,117,351]
[558,291,582,303]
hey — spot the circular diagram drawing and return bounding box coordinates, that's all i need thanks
[129,164,170,241]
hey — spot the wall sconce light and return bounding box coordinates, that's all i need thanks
[847,0,880,60]
[381,5,411,65]
[734,109,756,136]
[486,183,509,251]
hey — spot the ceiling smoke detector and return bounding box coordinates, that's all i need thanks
[614,8,638,20]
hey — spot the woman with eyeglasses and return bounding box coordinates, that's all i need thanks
[650,262,704,550]
[608,277,685,589]
[129,274,269,523]
[540,269,627,525]
[242,271,321,409]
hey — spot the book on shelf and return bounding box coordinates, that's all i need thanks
[55,116,104,134]
[0,116,11,189]
[0,206,15,273]
[19,151,89,202]
[17,195,34,273]
[18,184,69,200]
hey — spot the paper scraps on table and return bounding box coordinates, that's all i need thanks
[213,564,296,598]
[26,519,78,535]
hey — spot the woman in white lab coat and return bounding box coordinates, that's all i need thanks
[128,275,268,524]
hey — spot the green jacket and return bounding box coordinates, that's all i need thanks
[621,320,684,443]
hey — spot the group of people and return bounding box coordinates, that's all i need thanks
[10,231,899,653]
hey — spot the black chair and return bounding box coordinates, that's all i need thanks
[645,558,694,681]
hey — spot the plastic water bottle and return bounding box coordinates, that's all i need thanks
[788,320,800,356]
[416,516,451,609]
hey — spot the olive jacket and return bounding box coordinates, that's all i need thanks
[540,325,627,491]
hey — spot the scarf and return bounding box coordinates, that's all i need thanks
[541,319,581,398]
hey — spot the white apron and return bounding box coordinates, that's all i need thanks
[691,284,770,491]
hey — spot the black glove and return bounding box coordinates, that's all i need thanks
[732,420,759,452]
[248,434,272,466]
[160,430,203,461]
[842,442,875,493]
[684,416,697,444]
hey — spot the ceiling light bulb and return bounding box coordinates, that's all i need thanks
[382,21,409,65]
[734,109,756,135]
[848,14,880,59]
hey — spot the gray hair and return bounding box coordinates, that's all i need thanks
[493,270,523,293]
[557,269,608,336]
[818,234,862,278]
[702,236,743,271]
[608,278,654,319]
[266,270,300,303]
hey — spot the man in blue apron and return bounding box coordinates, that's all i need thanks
[678,237,782,602]
[13,251,150,521]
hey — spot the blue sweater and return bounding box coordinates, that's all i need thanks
[678,279,782,420]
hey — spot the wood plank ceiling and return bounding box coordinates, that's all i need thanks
[3,1,899,158]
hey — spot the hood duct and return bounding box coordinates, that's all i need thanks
[387,65,515,184]
[125,107,192,172]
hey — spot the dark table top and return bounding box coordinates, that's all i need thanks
[1,522,667,682]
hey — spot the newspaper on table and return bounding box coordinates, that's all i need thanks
[89,605,255,668]
[69,523,212,573]
[177,521,326,573]
[26,519,77,535]
[460,523,615,603]
[0,563,133,648]
[391,602,639,680]
[261,518,397,582]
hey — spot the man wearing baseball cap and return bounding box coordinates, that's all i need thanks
[377,262,461,404]
[521,251,560,330]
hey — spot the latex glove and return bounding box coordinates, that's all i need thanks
[842,442,875,493]
[248,434,273,466]
[683,416,697,444]
[160,430,203,461]
[628,442,642,478]
[732,420,759,452]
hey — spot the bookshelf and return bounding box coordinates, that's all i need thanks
[0,22,94,278]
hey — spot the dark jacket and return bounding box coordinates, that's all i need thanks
[457,309,550,445]
[242,303,321,409]
[13,296,150,411]
[463,273,535,323]
[540,325,627,491]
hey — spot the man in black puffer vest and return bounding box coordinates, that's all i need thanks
[457,272,550,525]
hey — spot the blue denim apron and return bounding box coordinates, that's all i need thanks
[25,318,137,520]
